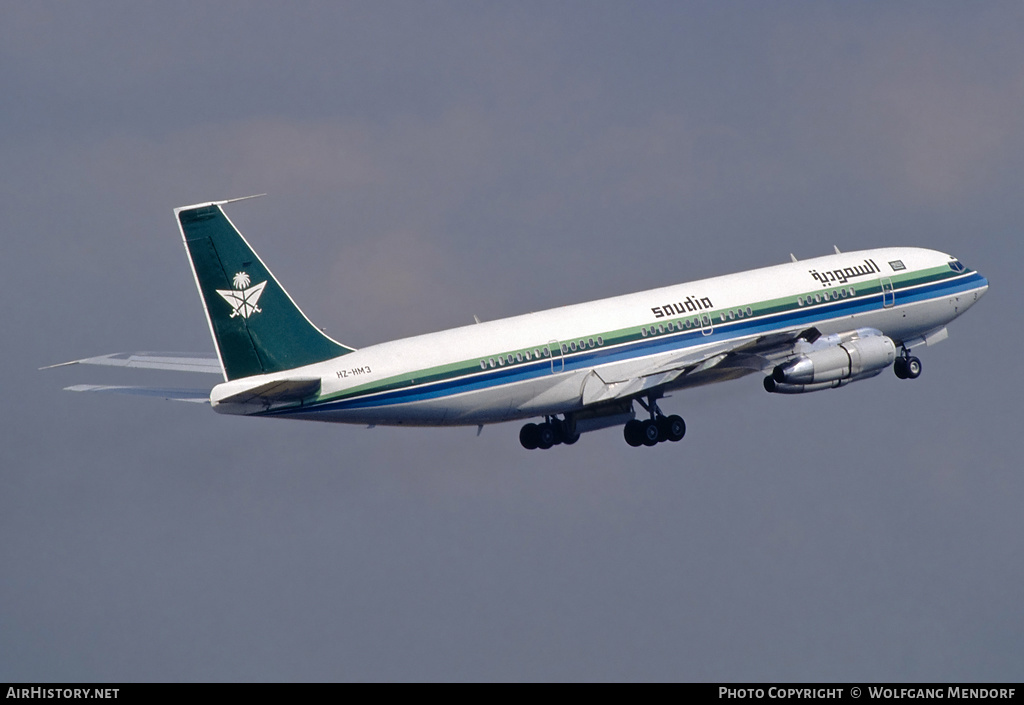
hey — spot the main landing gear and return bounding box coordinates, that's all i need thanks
[623,395,685,448]
[519,416,580,450]
[518,395,686,450]
[893,348,922,380]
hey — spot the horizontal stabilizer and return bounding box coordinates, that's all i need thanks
[64,385,211,403]
[42,351,222,375]
[214,378,321,406]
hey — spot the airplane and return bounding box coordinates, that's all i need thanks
[46,197,989,449]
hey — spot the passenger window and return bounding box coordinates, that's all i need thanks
[480,361,487,370]
[489,358,496,368]
[597,336,604,345]
[516,352,523,362]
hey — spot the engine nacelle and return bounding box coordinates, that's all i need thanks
[770,334,896,387]
[764,368,884,394]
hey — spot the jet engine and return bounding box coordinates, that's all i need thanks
[765,333,896,394]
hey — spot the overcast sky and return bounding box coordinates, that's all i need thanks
[2,2,1022,682]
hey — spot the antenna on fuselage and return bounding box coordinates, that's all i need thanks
[834,245,842,254]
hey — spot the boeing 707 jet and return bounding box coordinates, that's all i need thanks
[47,198,989,449]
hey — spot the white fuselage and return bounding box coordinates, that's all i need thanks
[209,247,987,426]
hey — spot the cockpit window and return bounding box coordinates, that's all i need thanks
[948,260,967,273]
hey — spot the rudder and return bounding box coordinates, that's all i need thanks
[176,200,354,381]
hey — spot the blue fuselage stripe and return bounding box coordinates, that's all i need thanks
[267,271,987,416]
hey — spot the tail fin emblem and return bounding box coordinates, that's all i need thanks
[216,272,267,319]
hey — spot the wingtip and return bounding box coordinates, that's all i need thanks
[39,360,79,370]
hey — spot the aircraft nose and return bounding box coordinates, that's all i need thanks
[977,274,990,298]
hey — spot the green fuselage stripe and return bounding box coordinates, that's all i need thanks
[298,264,969,411]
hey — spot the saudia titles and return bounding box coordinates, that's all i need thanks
[651,295,714,319]
[649,258,888,319]
[808,259,881,287]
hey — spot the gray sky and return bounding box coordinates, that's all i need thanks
[2,1,1022,681]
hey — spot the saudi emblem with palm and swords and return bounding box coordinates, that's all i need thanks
[216,272,267,319]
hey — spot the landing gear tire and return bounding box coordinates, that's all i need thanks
[656,416,671,440]
[641,419,660,447]
[536,423,556,450]
[894,355,922,380]
[519,423,540,450]
[561,430,580,445]
[905,356,922,379]
[623,419,644,447]
[665,415,686,442]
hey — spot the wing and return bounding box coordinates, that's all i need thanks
[580,326,819,406]
[41,351,223,375]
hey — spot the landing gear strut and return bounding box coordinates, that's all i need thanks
[623,394,685,448]
[893,347,922,380]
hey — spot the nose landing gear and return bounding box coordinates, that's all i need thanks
[893,347,922,380]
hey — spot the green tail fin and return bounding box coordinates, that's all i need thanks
[176,199,354,381]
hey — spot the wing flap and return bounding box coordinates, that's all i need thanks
[581,327,819,406]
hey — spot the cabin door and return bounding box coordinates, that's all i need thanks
[880,278,895,308]
[700,312,714,336]
[547,340,564,374]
